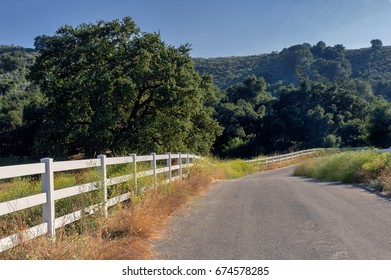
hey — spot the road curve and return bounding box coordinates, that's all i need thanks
[154,166,391,259]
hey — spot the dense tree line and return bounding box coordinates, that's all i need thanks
[197,40,391,158]
[1,18,391,161]
[212,75,391,158]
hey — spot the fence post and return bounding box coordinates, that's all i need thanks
[41,158,55,242]
[178,152,182,180]
[130,153,137,191]
[97,155,108,219]
[186,153,190,176]
[167,152,172,182]
[151,153,157,187]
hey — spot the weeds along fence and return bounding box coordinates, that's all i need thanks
[0,152,201,253]
[247,148,326,165]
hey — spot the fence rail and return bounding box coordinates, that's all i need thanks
[0,152,201,253]
[247,148,325,164]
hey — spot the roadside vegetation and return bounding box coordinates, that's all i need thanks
[294,151,391,194]
[0,158,256,260]
[0,148,340,259]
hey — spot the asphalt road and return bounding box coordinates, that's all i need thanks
[154,166,391,259]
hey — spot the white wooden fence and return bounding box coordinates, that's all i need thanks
[246,147,387,165]
[0,152,200,253]
[247,148,325,164]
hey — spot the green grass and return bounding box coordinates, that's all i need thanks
[294,151,391,185]
[202,158,256,180]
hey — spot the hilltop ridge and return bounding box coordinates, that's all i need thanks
[194,41,391,100]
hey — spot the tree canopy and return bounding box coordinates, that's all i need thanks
[29,17,221,158]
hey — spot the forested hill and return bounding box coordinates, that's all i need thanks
[4,40,391,99]
[194,40,391,99]
[2,36,391,161]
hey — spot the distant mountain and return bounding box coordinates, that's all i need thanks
[193,41,391,100]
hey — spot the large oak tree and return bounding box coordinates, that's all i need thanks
[30,17,221,158]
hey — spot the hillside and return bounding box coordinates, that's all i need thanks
[3,41,391,98]
[194,41,391,100]
[0,45,37,94]
[2,38,391,160]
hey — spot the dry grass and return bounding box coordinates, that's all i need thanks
[0,162,217,260]
[378,166,391,194]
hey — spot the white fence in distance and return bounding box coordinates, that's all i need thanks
[0,152,201,253]
[247,148,325,164]
[247,147,390,165]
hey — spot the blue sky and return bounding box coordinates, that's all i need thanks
[1,0,391,57]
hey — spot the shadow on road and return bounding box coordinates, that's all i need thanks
[292,175,391,202]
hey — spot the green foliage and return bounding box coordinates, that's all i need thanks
[360,152,391,179]
[3,35,391,161]
[213,75,388,158]
[371,39,383,49]
[294,151,390,184]
[367,101,391,147]
[267,80,373,151]
[323,134,341,148]
[220,159,256,179]
[194,41,391,103]
[196,41,391,158]
[30,17,221,158]
[0,46,44,158]
[213,75,274,157]
[205,157,256,180]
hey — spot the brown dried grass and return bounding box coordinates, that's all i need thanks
[0,163,216,260]
[378,166,391,194]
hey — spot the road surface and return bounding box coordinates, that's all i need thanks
[154,166,391,259]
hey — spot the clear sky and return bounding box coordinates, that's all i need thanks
[1,0,391,58]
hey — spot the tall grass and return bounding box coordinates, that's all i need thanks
[294,151,391,193]
[208,158,256,180]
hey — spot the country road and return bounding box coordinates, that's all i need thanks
[154,166,391,259]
